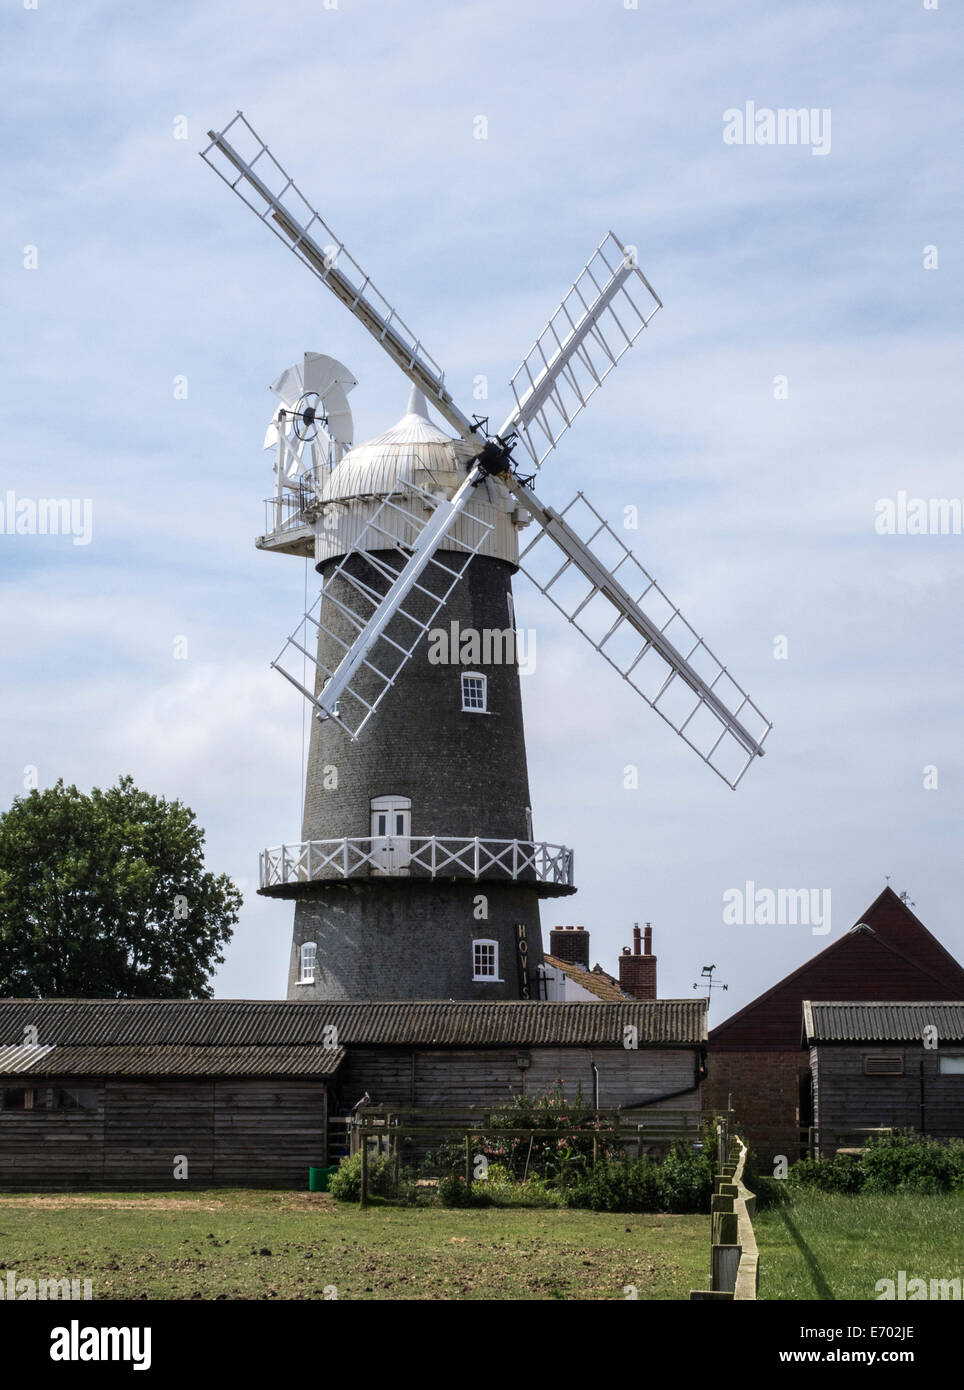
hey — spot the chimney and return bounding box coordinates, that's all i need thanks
[549,924,590,970]
[619,921,657,1000]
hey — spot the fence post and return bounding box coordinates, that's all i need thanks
[359,1136,369,1209]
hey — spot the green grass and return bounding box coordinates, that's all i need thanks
[755,1191,964,1300]
[0,1191,709,1300]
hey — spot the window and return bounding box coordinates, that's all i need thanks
[862,1055,904,1076]
[939,1054,964,1075]
[461,672,487,713]
[299,941,317,985]
[49,1087,98,1112]
[473,939,500,981]
[1,1088,35,1111]
[506,590,516,629]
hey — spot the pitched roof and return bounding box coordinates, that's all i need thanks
[804,1001,964,1045]
[0,1043,345,1079]
[710,888,964,1051]
[0,998,706,1054]
[543,955,630,1002]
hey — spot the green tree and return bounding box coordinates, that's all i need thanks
[0,776,241,998]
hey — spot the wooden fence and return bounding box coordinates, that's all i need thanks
[690,1135,759,1301]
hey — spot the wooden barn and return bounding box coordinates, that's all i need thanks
[0,998,706,1190]
[702,888,964,1163]
[804,1001,964,1157]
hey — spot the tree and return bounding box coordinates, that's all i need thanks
[0,776,242,998]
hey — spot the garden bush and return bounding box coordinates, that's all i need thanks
[787,1153,863,1194]
[328,1152,397,1202]
[860,1130,961,1194]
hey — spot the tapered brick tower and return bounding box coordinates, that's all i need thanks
[258,388,575,1000]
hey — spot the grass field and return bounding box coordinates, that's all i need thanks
[755,1191,964,1300]
[0,1191,709,1301]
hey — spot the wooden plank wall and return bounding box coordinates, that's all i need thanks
[0,1077,328,1190]
[335,1047,700,1112]
[814,1045,964,1150]
[0,1084,106,1188]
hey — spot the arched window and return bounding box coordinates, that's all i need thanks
[299,941,317,984]
[472,939,500,981]
[461,672,487,713]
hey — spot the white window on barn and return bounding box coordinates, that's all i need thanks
[939,1054,964,1075]
[473,939,500,981]
[299,941,317,984]
[461,672,487,713]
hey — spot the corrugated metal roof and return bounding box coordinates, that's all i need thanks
[0,1044,55,1073]
[804,1000,964,1043]
[0,999,706,1051]
[0,1045,344,1078]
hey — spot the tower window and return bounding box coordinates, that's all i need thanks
[461,672,487,713]
[299,941,317,984]
[473,939,500,981]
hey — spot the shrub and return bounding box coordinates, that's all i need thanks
[861,1131,959,1194]
[657,1142,715,1213]
[786,1153,863,1194]
[563,1155,662,1212]
[327,1152,396,1202]
[437,1174,492,1207]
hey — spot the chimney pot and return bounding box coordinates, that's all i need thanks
[632,922,641,954]
[644,923,653,955]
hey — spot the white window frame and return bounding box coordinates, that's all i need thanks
[472,938,501,982]
[299,941,317,985]
[461,671,488,713]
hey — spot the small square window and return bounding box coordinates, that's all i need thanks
[473,940,499,980]
[461,673,487,713]
[939,1054,964,1075]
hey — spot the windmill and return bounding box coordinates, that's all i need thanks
[201,113,772,1003]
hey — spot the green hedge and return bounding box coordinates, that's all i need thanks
[786,1132,964,1196]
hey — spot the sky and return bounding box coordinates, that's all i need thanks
[2,0,962,1019]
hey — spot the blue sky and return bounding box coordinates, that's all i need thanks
[3,0,962,1016]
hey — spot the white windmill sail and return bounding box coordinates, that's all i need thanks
[498,233,662,469]
[202,111,772,785]
[507,482,771,789]
[200,115,476,441]
[270,477,493,739]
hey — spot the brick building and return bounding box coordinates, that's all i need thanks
[703,887,964,1162]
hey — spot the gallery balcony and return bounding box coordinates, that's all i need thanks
[258,835,576,899]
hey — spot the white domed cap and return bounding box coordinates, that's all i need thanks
[319,386,466,503]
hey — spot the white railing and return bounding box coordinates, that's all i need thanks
[259,836,574,889]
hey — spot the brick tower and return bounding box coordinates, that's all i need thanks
[257,388,576,1000]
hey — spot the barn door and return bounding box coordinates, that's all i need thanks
[370,796,412,874]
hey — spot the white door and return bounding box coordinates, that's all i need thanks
[370,796,412,874]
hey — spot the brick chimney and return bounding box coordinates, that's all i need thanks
[618,922,657,1000]
[548,924,590,970]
